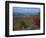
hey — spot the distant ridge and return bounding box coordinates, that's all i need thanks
[13,12,39,16]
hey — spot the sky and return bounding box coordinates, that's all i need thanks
[13,7,40,13]
[13,7,40,16]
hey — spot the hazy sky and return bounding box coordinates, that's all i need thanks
[13,7,40,14]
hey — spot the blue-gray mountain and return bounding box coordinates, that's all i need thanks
[13,12,40,16]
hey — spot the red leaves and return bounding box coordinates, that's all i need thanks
[32,16,40,26]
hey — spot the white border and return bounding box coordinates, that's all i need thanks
[9,3,43,35]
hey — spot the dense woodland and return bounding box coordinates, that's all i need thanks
[13,15,40,31]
